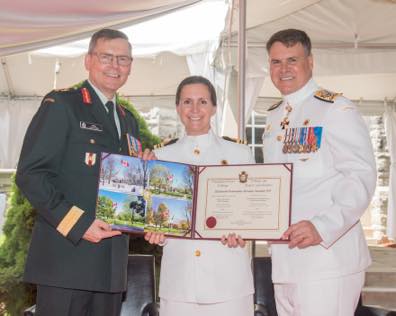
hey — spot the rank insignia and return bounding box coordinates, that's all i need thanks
[314,89,342,103]
[84,152,96,166]
[81,87,92,105]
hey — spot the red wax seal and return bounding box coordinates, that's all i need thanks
[206,216,217,229]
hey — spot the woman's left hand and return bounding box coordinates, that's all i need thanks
[221,233,246,248]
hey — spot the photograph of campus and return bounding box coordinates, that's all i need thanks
[96,153,194,237]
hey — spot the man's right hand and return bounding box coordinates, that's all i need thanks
[82,219,122,243]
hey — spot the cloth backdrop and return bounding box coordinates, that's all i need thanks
[384,101,396,240]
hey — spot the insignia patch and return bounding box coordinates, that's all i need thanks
[80,121,103,132]
[314,89,342,103]
[81,87,92,105]
[85,152,96,166]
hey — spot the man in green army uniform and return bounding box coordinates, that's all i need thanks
[16,29,143,315]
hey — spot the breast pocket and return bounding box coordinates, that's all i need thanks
[291,152,324,179]
[63,130,110,175]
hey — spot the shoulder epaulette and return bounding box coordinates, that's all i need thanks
[154,138,178,149]
[222,136,247,145]
[314,89,342,103]
[268,100,282,111]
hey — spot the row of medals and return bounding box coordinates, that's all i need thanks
[280,104,318,154]
[282,127,319,154]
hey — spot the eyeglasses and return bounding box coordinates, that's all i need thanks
[91,52,133,66]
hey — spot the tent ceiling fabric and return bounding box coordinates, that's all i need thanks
[0,0,201,56]
[244,0,396,49]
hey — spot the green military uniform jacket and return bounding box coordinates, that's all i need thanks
[16,80,139,292]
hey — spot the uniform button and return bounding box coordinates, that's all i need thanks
[119,147,122,152]
[193,148,200,155]
[89,138,96,144]
[276,135,283,142]
[194,249,201,257]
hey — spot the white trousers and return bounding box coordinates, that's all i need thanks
[274,271,365,316]
[160,294,254,316]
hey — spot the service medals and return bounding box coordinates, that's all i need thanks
[282,126,323,154]
[280,104,293,129]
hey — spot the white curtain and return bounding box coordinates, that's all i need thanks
[0,98,41,169]
[384,101,396,240]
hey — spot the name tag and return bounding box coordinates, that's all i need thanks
[80,121,103,132]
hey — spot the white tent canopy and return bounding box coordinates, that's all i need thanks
[0,0,202,56]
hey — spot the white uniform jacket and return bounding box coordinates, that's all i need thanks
[263,79,377,283]
[154,129,255,303]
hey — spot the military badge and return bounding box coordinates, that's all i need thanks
[239,171,248,183]
[84,152,96,166]
[80,121,103,132]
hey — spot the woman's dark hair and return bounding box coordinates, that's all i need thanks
[175,76,217,106]
[266,29,311,56]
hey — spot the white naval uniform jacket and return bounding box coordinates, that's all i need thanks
[154,129,255,303]
[263,79,377,283]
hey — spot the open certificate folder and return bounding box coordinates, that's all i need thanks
[96,152,292,240]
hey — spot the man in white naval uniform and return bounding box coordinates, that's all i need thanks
[262,29,377,316]
[146,76,254,316]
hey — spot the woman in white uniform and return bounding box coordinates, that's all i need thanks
[145,76,255,316]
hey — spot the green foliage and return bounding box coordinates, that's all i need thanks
[0,90,161,314]
[0,177,35,315]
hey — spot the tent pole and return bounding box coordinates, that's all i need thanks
[237,0,246,140]
[0,57,15,98]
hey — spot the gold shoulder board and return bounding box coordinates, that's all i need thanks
[154,138,178,149]
[314,89,342,103]
[222,136,247,145]
[268,100,282,111]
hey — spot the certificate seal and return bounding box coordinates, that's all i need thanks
[206,216,217,229]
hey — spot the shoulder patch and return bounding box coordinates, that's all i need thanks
[43,97,55,104]
[154,138,178,149]
[222,136,247,145]
[314,89,342,103]
[268,100,282,111]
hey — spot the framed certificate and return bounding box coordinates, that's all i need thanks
[96,152,292,240]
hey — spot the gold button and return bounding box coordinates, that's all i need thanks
[194,249,201,257]
[89,138,96,144]
[276,135,283,142]
[193,148,200,155]
[221,160,228,165]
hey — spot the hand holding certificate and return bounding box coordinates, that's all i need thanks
[96,152,292,240]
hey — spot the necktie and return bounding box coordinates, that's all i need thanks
[105,101,118,138]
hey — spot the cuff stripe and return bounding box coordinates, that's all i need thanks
[57,206,84,237]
